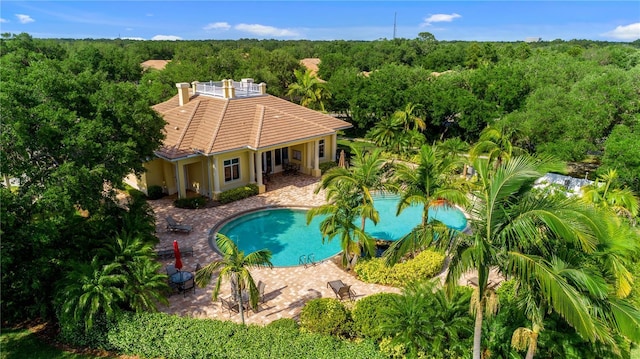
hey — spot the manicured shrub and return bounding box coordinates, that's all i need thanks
[218,184,259,204]
[76,311,386,359]
[299,298,351,337]
[267,318,299,331]
[354,249,445,286]
[173,196,207,209]
[127,187,147,202]
[146,185,164,199]
[351,293,401,341]
[319,161,337,174]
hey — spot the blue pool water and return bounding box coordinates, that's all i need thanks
[217,196,467,267]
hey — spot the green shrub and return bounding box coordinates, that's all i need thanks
[319,161,337,174]
[173,196,207,209]
[351,293,401,341]
[354,249,445,286]
[127,188,147,202]
[299,298,351,337]
[267,318,299,331]
[146,185,164,200]
[218,184,259,204]
[75,312,386,359]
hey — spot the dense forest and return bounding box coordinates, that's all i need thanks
[4,32,636,187]
[1,32,639,358]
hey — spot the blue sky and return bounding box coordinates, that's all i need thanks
[1,1,639,42]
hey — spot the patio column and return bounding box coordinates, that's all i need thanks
[312,139,321,177]
[249,151,256,183]
[331,133,337,162]
[256,151,265,194]
[176,161,187,199]
[207,156,214,198]
[213,156,221,197]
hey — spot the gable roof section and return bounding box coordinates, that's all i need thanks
[153,93,351,160]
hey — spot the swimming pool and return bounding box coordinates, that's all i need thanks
[216,196,467,267]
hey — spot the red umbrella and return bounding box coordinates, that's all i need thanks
[173,240,183,270]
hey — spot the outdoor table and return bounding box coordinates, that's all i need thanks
[170,271,193,284]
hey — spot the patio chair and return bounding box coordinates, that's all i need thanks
[257,280,266,303]
[165,216,193,233]
[180,276,196,297]
[166,265,178,276]
[220,296,240,317]
[327,280,355,301]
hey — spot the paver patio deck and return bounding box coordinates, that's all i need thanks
[150,174,401,325]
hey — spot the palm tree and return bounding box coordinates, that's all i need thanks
[392,102,426,132]
[380,280,473,358]
[97,234,169,312]
[195,233,273,325]
[286,68,331,112]
[307,180,375,269]
[444,155,624,359]
[385,144,468,263]
[469,125,523,168]
[57,257,126,331]
[367,116,403,151]
[581,169,639,224]
[316,146,394,232]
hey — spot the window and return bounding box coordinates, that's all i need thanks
[318,139,325,158]
[224,158,240,182]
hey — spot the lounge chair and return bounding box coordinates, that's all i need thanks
[166,216,193,233]
[327,280,355,301]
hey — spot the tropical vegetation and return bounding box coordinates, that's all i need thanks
[2,32,639,359]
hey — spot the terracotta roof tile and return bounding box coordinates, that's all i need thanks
[153,92,351,159]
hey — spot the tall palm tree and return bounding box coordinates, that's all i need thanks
[286,68,331,112]
[385,144,468,263]
[367,116,403,151]
[57,257,126,331]
[444,155,625,359]
[307,180,375,269]
[469,125,523,168]
[316,146,394,232]
[392,102,426,132]
[581,169,639,224]
[195,233,273,325]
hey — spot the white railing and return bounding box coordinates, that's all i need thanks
[195,80,262,98]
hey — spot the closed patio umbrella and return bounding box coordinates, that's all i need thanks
[173,240,183,270]
[338,150,346,168]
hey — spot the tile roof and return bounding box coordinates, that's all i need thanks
[153,92,352,160]
[141,60,171,70]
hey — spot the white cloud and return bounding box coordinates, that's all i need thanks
[203,22,231,31]
[602,23,640,40]
[422,13,461,27]
[0,18,7,23]
[235,23,298,37]
[16,14,35,24]
[151,35,182,41]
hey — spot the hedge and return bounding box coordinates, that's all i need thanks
[173,196,207,209]
[354,249,445,286]
[147,185,164,199]
[218,184,259,204]
[95,312,385,359]
[299,298,351,338]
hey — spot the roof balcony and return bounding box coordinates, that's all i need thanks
[193,78,266,99]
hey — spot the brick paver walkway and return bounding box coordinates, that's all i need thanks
[150,174,400,325]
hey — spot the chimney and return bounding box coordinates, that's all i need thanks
[258,83,266,94]
[176,82,190,106]
[223,79,236,99]
[191,81,199,94]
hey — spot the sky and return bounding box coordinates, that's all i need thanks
[1,1,639,42]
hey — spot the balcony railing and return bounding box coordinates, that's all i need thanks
[195,80,263,98]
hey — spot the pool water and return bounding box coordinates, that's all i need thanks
[217,196,467,267]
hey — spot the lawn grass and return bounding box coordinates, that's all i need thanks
[0,328,108,359]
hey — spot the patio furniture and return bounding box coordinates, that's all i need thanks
[327,280,355,301]
[166,265,178,276]
[257,280,266,303]
[180,276,196,297]
[166,216,193,233]
[220,296,240,316]
[156,248,174,259]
